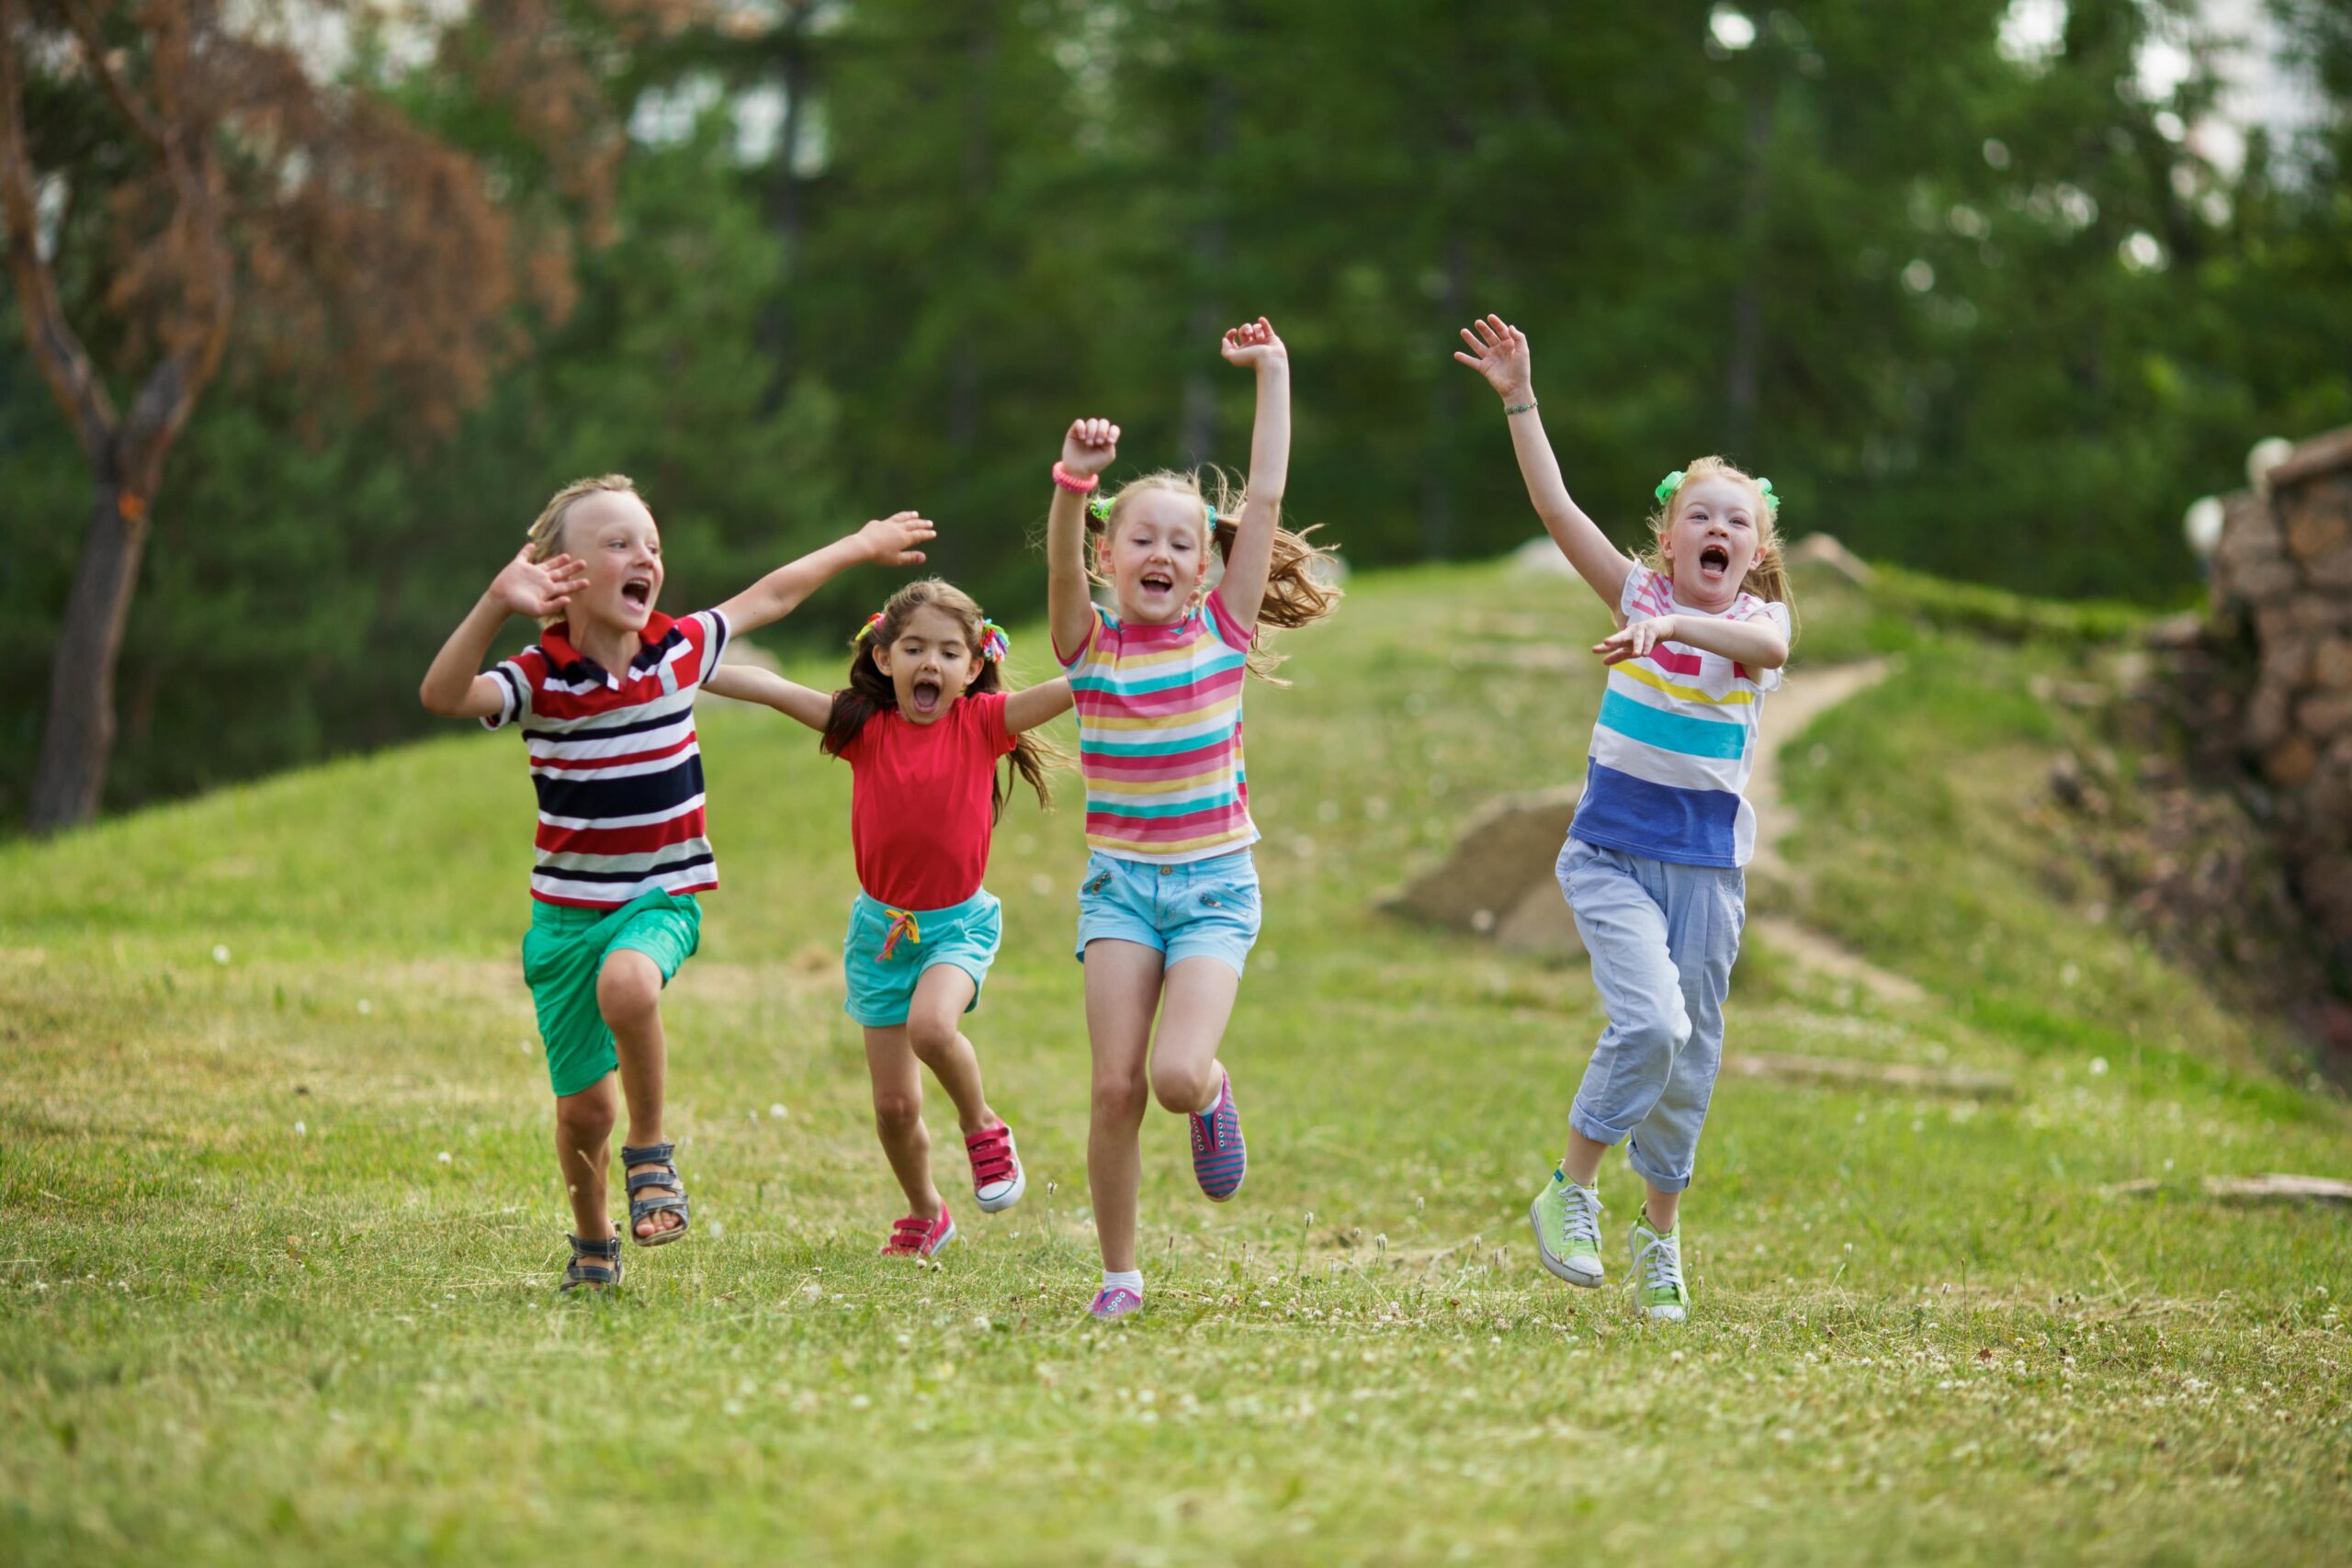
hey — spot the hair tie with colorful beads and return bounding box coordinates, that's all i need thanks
[854,611,887,644]
[979,620,1010,662]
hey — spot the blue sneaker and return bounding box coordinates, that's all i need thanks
[1189,1073,1247,1201]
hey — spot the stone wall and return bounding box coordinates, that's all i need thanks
[2206,424,2352,964]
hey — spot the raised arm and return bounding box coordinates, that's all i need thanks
[700,663,833,730]
[419,544,586,719]
[1047,419,1119,662]
[714,513,936,637]
[1002,675,1075,734]
[1210,317,1290,628]
[1454,314,1634,621]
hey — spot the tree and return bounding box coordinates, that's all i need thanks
[0,0,616,830]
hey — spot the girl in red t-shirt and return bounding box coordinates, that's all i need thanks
[706,580,1070,1258]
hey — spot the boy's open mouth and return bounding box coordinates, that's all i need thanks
[1698,545,1730,574]
[621,576,652,610]
[910,677,943,716]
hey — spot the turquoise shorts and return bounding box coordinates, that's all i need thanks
[520,890,702,1098]
[842,889,1002,1028]
[1073,848,1261,976]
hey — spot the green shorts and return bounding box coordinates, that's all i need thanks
[842,889,1001,1028]
[520,891,702,1098]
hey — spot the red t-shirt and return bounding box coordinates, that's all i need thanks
[842,691,1016,910]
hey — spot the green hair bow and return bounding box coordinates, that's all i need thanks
[1654,469,1686,504]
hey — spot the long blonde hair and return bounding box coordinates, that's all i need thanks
[1088,467,1341,680]
[525,473,643,627]
[1644,456,1798,640]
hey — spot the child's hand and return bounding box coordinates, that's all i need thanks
[857,512,936,567]
[1219,316,1287,370]
[1060,417,1121,479]
[490,543,586,619]
[1594,615,1678,665]
[1453,313,1533,403]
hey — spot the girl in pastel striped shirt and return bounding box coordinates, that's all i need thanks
[1456,313,1795,1324]
[1044,317,1340,1321]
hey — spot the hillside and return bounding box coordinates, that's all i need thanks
[1,556,2346,1568]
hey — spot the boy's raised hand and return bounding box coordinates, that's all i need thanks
[1219,315,1286,370]
[1453,313,1533,403]
[491,542,586,619]
[857,511,937,567]
[1061,417,1121,479]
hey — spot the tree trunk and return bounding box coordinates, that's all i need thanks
[1725,88,1770,454]
[28,479,149,831]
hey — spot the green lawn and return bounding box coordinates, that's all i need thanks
[3,558,2346,1566]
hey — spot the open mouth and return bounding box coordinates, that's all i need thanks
[621,577,652,611]
[1139,572,1174,596]
[1698,545,1731,575]
[910,678,943,716]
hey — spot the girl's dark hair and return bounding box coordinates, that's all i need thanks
[820,578,1065,819]
[1087,467,1341,682]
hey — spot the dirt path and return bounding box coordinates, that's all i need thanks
[1742,658,1927,1004]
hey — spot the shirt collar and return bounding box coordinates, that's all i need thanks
[538,613,678,689]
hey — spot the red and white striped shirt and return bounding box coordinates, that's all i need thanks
[483,610,730,908]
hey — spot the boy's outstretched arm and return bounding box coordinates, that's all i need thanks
[1047,419,1118,663]
[419,544,586,719]
[1003,675,1075,734]
[1210,316,1289,629]
[701,663,833,730]
[715,513,935,637]
[1453,314,1635,623]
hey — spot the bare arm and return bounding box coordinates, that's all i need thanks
[1002,675,1074,734]
[1210,317,1290,627]
[419,544,585,719]
[700,663,833,730]
[1454,314,1634,621]
[1596,613,1789,671]
[1048,419,1119,662]
[714,513,936,637]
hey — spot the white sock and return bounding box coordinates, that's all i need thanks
[1102,1269,1143,1297]
[1195,1075,1224,1116]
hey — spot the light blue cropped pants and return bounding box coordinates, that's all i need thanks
[1558,837,1747,1193]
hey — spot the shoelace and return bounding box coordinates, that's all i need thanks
[1560,1183,1603,1251]
[968,1128,1015,1183]
[1635,1229,1685,1296]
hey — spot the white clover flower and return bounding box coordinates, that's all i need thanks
[212,945,230,965]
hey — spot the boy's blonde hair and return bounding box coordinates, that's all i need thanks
[1645,456,1798,639]
[1088,467,1341,680]
[524,473,644,626]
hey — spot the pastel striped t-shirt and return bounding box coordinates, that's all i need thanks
[1568,564,1791,870]
[1057,591,1258,864]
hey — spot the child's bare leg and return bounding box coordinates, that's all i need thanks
[597,950,678,1240]
[1643,1184,1681,1234]
[554,1077,620,1243]
[904,967,996,1136]
[1561,1129,1611,1187]
[1084,940,1161,1274]
[864,1026,943,1219]
[1147,957,1241,1116]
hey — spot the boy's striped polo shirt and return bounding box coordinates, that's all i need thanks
[1569,564,1792,869]
[484,609,730,908]
[1057,590,1260,865]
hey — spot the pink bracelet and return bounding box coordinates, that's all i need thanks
[1051,461,1100,495]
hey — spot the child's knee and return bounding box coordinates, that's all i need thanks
[1150,1060,1216,1115]
[1092,1069,1148,1124]
[596,952,662,1029]
[555,1087,616,1144]
[904,1010,960,1062]
[872,1089,924,1135]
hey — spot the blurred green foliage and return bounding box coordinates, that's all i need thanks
[6,0,2351,818]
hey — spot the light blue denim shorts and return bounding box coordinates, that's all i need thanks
[842,889,1001,1028]
[1073,848,1261,976]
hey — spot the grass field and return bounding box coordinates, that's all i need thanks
[3,558,2346,1566]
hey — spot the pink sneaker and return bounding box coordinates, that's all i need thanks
[1087,1286,1143,1321]
[881,1208,956,1258]
[966,1122,1026,1213]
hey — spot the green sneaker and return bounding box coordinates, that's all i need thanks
[1630,1215,1690,1323]
[1529,1169,1605,1287]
